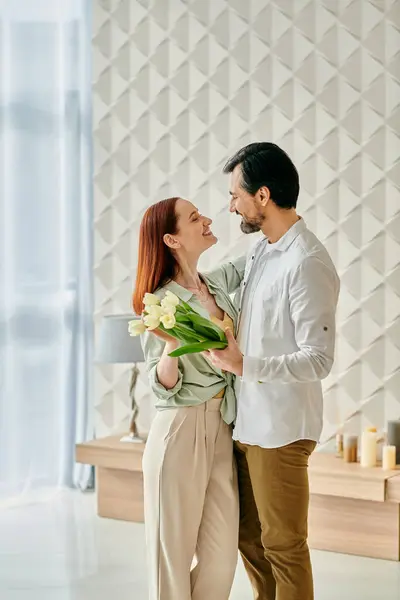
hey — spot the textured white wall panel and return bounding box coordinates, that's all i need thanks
[93,0,400,443]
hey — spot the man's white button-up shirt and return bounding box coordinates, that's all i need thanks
[233,218,340,448]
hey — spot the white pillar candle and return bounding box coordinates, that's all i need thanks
[382,445,396,470]
[360,430,377,467]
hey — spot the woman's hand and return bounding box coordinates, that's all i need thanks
[151,328,180,349]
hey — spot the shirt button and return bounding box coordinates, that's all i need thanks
[252,256,254,260]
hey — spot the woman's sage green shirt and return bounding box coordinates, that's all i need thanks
[141,257,246,424]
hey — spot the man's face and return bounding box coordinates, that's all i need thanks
[229,165,265,234]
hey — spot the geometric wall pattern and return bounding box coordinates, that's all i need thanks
[92,0,400,444]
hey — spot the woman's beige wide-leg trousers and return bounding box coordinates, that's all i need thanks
[142,397,239,600]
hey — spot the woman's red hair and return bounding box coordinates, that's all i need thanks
[132,198,179,315]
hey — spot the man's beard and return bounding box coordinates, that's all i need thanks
[239,214,264,234]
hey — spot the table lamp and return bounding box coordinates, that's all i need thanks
[96,314,145,443]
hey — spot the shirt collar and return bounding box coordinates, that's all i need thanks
[266,217,306,252]
[162,279,193,302]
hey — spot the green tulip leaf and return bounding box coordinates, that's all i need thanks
[168,340,227,357]
[186,313,226,342]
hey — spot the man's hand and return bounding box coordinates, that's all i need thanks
[204,328,244,376]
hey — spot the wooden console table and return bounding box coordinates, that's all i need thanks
[76,437,400,560]
[76,435,145,522]
[308,453,400,561]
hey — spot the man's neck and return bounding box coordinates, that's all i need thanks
[261,209,300,244]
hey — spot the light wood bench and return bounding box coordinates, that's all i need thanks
[76,437,400,560]
[308,453,400,561]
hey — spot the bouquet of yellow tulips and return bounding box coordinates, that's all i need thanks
[128,291,228,358]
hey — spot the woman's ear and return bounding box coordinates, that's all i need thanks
[163,233,180,249]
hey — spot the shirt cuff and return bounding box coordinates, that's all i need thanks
[150,366,183,399]
[242,356,264,383]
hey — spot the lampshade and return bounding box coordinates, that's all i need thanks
[96,314,144,364]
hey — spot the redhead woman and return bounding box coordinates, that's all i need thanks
[132,197,245,600]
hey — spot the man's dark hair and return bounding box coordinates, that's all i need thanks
[223,142,300,209]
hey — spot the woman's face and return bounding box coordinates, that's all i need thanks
[164,199,217,256]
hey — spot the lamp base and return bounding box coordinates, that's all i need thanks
[120,433,143,444]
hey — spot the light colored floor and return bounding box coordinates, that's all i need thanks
[0,490,399,600]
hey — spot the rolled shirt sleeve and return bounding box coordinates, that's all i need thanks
[141,330,184,400]
[243,256,340,384]
[206,255,246,295]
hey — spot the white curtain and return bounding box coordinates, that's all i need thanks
[0,0,93,504]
